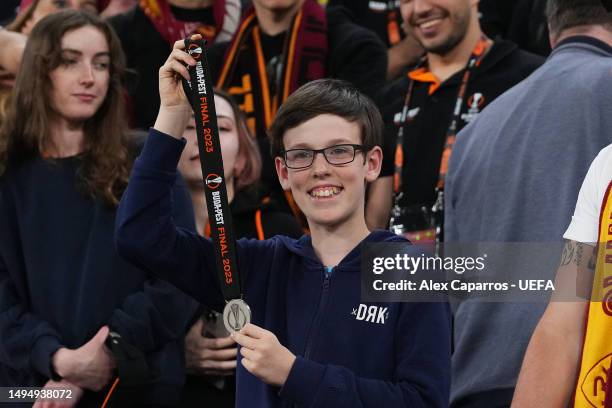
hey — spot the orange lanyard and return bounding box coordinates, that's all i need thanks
[392,36,491,197]
[387,1,401,46]
[252,26,277,129]
[100,377,120,408]
[252,10,303,129]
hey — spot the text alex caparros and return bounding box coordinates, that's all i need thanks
[363,243,562,302]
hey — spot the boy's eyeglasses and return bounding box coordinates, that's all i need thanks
[282,144,366,169]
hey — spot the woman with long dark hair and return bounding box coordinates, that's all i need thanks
[0,10,196,407]
[0,0,102,124]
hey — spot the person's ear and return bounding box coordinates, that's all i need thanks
[275,156,292,191]
[548,24,558,49]
[364,146,383,182]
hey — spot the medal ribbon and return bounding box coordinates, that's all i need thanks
[184,38,242,301]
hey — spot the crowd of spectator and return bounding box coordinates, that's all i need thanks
[0,0,610,407]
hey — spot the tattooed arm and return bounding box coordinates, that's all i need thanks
[511,240,596,407]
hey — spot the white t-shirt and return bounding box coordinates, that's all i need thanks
[564,144,612,244]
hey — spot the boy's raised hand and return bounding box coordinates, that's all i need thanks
[232,324,296,387]
[154,34,200,139]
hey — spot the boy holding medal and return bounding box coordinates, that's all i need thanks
[116,36,451,407]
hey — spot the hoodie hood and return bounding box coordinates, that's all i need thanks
[275,229,409,271]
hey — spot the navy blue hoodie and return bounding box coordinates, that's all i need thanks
[0,153,198,405]
[116,129,451,407]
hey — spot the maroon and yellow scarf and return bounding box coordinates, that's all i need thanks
[216,0,326,224]
[573,180,612,408]
[139,0,234,45]
[216,0,327,137]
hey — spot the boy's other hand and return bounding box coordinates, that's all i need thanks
[32,379,84,408]
[185,318,237,376]
[52,326,116,391]
[232,323,296,387]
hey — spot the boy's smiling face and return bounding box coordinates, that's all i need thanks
[275,114,382,230]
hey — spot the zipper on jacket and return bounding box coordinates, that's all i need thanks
[303,266,334,360]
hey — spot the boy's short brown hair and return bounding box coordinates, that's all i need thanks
[268,79,383,157]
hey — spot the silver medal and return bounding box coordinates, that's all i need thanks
[222,299,251,332]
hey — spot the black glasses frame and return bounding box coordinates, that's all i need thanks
[281,144,367,169]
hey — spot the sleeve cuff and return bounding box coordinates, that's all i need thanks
[279,356,326,406]
[563,215,598,244]
[136,128,187,174]
[30,335,62,379]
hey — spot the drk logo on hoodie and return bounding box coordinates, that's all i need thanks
[352,304,389,324]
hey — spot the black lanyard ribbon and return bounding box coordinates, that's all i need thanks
[183,38,242,301]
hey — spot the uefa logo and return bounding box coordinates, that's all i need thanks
[205,173,222,190]
[188,43,202,60]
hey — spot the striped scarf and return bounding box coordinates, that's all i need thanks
[216,0,327,138]
[573,180,612,408]
[139,0,241,45]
